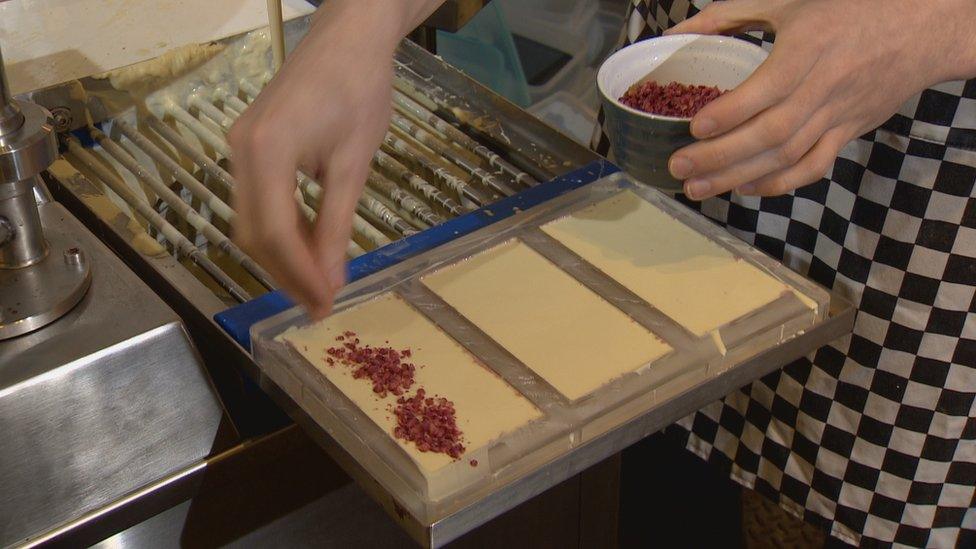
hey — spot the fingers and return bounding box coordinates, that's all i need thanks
[737,128,849,197]
[687,48,802,140]
[229,118,332,315]
[665,0,774,37]
[676,101,834,199]
[310,143,371,318]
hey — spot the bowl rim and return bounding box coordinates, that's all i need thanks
[597,33,768,122]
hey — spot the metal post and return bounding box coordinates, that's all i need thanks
[0,46,25,136]
[0,44,55,270]
[0,42,90,340]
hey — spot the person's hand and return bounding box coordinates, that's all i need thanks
[665,0,976,200]
[229,2,440,318]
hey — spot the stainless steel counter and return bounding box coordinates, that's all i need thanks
[0,202,224,547]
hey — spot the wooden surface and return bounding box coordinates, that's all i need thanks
[423,0,491,32]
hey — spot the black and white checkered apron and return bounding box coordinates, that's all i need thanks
[594,1,976,546]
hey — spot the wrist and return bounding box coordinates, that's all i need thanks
[311,0,443,56]
[929,0,976,81]
[310,0,404,56]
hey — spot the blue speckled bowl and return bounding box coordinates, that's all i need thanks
[598,35,768,193]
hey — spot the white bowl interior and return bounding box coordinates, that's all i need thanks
[598,34,768,106]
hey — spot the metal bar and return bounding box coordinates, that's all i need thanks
[397,281,570,411]
[167,102,231,156]
[188,94,234,131]
[393,44,602,182]
[217,91,250,116]
[390,111,516,197]
[64,137,250,302]
[228,80,507,210]
[392,89,537,187]
[366,169,444,227]
[92,128,276,291]
[0,45,25,137]
[296,174,392,250]
[146,115,364,259]
[166,102,315,223]
[202,94,393,248]
[520,229,698,351]
[115,119,236,224]
[373,149,464,216]
[146,115,235,192]
[239,79,263,100]
[357,194,418,237]
[383,132,489,206]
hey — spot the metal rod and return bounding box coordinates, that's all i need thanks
[188,95,233,131]
[146,116,235,192]
[389,111,516,197]
[167,103,230,156]
[239,79,263,100]
[92,128,277,291]
[211,91,396,249]
[147,115,364,258]
[225,81,467,221]
[357,194,418,237]
[373,149,464,216]
[392,89,537,187]
[64,137,251,302]
[347,239,366,258]
[383,132,489,206]
[366,169,444,227]
[165,102,317,223]
[215,90,250,116]
[115,119,236,224]
[0,45,25,137]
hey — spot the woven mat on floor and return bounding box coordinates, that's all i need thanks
[742,488,825,549]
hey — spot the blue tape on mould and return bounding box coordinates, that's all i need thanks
[215,159,619,350]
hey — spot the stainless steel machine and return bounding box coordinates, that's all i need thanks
[0,44,225,547]
[0,4,854,547]
[0,45,88,339]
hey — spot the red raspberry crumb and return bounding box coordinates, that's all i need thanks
[620,80,725,118]
[470,459,478,467]
[325,331,416,397]
[393,389,465,459]
[322,331,467,460]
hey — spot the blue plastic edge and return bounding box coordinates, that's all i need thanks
[215,159,619,351]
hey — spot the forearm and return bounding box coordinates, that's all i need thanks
[310,0,447,54]
[925,0,976,81]
[955,3,976,80]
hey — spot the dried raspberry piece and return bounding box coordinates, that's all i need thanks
[393,389,465,459]
[323,332,466,460]
[619,80,725,118]
[325,332,416,397]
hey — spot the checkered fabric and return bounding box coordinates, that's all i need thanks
[596,1,976,547]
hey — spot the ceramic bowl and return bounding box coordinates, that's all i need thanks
[597,34,768,192]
